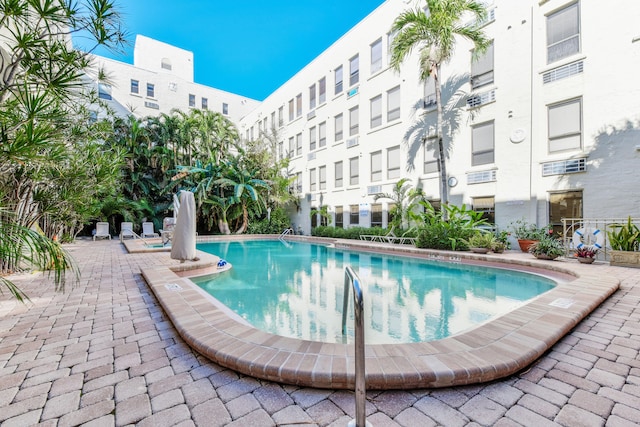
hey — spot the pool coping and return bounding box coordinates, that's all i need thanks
[140,235,620,390]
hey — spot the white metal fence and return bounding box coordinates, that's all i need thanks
[561,217,640,260]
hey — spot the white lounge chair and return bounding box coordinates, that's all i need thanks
[141,221,159,238]
[120,222,135,241]
[93,222,111,241]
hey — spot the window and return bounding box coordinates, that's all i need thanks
[472,196,495,224]
[335,161,343,188]
[335,206,344,228]
[424,137,439,173]
[288,99,294,121]
[318,122,326,148]
[371,204,383,227]
[278,141,283,160]
[296,133,302,156]
[318,77,326,104]
[334,114,344,141]
[98,83,112,100]
[309,126,317,151]
[309,83,316,110]
[130,79,139,94]
[146,83,155,98]
[288,137,294,158]
[472,121,495,166]
[161,58,172,70]
[387,86,401,121]
[424,76,436,109]
[548,98,581,152]
[222,103,229,115]
[350,205,359,226]
[370,95,382,128]
[549,190,582,234]
[335,65,343,95]
[278,106,284,126]
[319,166,326,190]
[188,94,195,107]
[349,157,359,186]
[201,97,208,109]
[387,146,400,179]
[471,41,494,89]
[310,168,317,192]
[547,3,580,64]
[349,54,359,86]
[349,106,359,136]
[271,111,275,128]
[371,151,382,182]
[370,38,382,74]
[296,93,302,117]
[295,172,302,193]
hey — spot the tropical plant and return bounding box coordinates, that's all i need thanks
[464,232,495,250]
[415,203,488,251]
[509,219,552,241]
[607,217,640,252]
[528,236,565,259]
[0,0,126,298]
[575,246,598,259]
[390,0,489,211]
[374,178,425,231]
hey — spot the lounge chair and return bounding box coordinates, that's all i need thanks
[93,222,111,241]
[119,222,135,241]
[141,221,159,238]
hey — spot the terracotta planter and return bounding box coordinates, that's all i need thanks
[517,239,538,253]
[577,257,595,264]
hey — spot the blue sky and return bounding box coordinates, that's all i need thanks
[90,1,386,101]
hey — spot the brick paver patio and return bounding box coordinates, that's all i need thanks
[1,239,638,426]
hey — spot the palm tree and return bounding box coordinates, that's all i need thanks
[216,157,270,234]
[390,0,489,209]
[374,178,425,230]
[0,0,126,298]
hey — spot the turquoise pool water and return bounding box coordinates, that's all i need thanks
[193,240,556,344]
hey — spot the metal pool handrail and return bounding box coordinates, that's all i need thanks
[341,266,369,427]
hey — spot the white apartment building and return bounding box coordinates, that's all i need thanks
[94,35,260,122]
[239,0,640,235]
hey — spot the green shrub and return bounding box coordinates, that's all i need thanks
[247,207,291,234]
[414,203,488,251]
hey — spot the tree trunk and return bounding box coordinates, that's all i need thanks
[433,63,449,219]
[218,219,231,235]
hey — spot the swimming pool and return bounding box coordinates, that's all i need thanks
[193,240,556,344]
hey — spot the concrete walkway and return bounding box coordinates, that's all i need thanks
[0,239,638,426]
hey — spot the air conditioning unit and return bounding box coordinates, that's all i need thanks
[346,137,359,148]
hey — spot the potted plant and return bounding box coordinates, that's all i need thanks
[575,246,598,264]
[509,219,552,252]
[607,217,640,267]
[464,232,496,254]
[492,230,511,253]
[528,235,565,260]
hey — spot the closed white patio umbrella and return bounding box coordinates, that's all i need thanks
[171,191,197,262]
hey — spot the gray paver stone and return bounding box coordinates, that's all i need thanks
[306,399,345,426]
[136,404,191,427]
[272,404,315,425]
[394,407,437,427]
[413,396,469,427]
[459,395,507,426]
[41,390,81,420]
[114,375,147,402]
[225,408,275,427]
[116,393,152,425]
[252,383,294,414]
[191,398,231,427]
[151,389,184,412]
[555,404,606,427]
[226,393,261,419]
[371,390,418,418]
